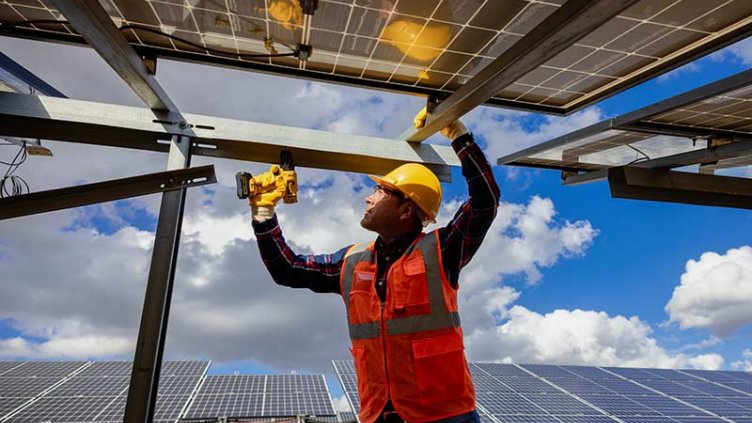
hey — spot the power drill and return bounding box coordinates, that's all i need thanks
[235,150,298,204]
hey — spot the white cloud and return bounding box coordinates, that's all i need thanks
[465,106,605,161]
[712,37,752,65]
[331,395,352,412]
[465,305,723,370]
[665,246,752,336]
[731,349,752,371]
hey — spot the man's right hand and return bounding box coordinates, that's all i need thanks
[413,106,469,141]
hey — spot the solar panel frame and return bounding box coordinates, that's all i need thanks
[497,68,752,179]
[2,0,752,114]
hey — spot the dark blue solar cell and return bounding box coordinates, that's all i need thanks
[473,363,533,377]
[638,380,707,397]
[494,415,560,423]
[473,375,513,393]
[718,383,752,395]
[547,378,614,395]
[554,416,618,423]
[522,393,603,415]
[618,417,676,423]
[682,370,749,383]
[642,369,698,381]
[476,392,547,415]
[680,381,745,397]
[723,397,752,413]
[502,377,562,393]
[591,378,655,396]
[669,418,728,423]
[626,395,710,417]
[520,364,578,379]
[679,397,752,417]
[560,366,619,379]
[580,395,661,416]
[603,368,659,380]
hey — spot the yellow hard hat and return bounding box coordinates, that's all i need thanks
[267,0,302,30]
[369,163,442,222]
[382,20,452,62]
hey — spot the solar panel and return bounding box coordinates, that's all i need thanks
[498,68,752,177]
[333,360,360,414]
[334,361,752,423]
[0,361,207,422]
[184,374,336,419]
[2,0,751,114]
[1,361,87,378]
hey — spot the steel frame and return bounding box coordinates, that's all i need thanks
[608,166,752,209]
[0,165,215,220]
[0,92,458,181]
[0,52,65,97]
[399,0,639,142]
[497,68,752,175]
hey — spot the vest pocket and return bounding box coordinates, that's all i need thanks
[411,332,466,404]
[349,271,375,324]
[392,253,430,315]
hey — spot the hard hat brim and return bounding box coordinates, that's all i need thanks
[368,174,437,223]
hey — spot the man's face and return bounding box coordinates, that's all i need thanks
[360,185,405,233]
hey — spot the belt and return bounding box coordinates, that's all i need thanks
[376,409,478,423]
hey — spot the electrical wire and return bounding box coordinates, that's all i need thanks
[0,140,30,198]
[0,20,298,59]
[625,143,650,165]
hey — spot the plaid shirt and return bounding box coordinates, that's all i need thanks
[252,133,500,296]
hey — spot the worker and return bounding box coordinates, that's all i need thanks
[249,111,500,423]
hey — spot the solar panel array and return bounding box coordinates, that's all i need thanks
[497,69,752,176]
[0,361,209,423]
[183,374,336,419]
[334,361,752,423]
[1,0,751,113]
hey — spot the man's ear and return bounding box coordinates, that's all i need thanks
[399,202,416,222]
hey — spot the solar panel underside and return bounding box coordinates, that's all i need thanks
[333,361,752,423]
[1,360,208,423]
[498,74,752,175]
[1,0,751,113]
[183,374,336,419]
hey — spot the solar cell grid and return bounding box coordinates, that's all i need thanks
[726,397,752,411]
[44,376,129,397]
[521,364,578,378]
[156,376,203,396]
[161,360,210,377]
[0,377,63,398]
[680,381,747,397]
[639,380,709,397]
[74,361,132,377]
[476,391,547,415]
[200,375,266,394]
[502,376,563,393]
[0,362,25,376]
[474,362,532,377]
[561,366,620,379]
[618,417,676,423]
[184,393,264,419]
[604,367,663,380]
[580,394,661,416]
[472,375,513,393]
[589,377,657,396]
[1,361,86,377]
[554,416,620,423]
[0,398,27,419]
[642,369,699,381]
[721,383,752,395]
[494,415,560,423]
[673,396,752,418]
[522,393,603,415]
[4,395,117,423]
[547,378,614,395]
[626,395,710,417]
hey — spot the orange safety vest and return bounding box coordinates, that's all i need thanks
[340,231,475,423]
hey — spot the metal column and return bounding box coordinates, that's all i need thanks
[124,135,191,423]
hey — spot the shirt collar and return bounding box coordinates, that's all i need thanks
[375,229,423,257]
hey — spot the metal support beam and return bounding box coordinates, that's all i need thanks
[0,52,66,97]
[0,165,215,220]
[49,0,178,112]
[399,0,639,142]
[608,166,752,209]
[0,92,458,180]
[124,135,191,423]
[563,140,752,185]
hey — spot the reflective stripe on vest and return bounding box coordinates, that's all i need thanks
[341,242,378,340]
[341,231,460,339]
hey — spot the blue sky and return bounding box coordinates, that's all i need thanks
[0,32,751,410]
